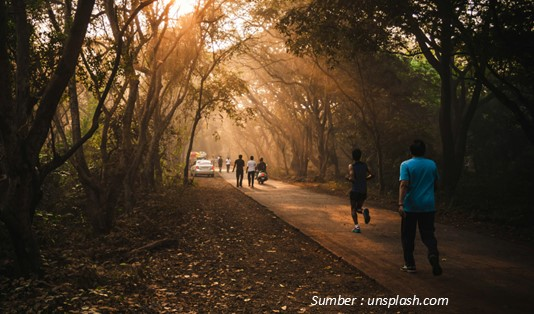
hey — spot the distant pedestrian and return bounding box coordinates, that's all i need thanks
[226,157,231,173]
[346,149,374,234]
[257,157,267,174]
[217,156,223,172]
[233,154,245,187]
[398,140,442,276]
[246,156,257,188]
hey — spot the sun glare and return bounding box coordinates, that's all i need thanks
[163,0,198,18]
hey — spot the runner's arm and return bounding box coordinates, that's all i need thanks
[345,164,353,182]
[366,168,374,180]
[398,180,409,217]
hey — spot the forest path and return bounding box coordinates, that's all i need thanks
[218,171,533,313]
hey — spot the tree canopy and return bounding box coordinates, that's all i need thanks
[277,0,534,193]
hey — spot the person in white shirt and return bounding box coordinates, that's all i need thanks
[225,157,231,173]
[246,156,257,188]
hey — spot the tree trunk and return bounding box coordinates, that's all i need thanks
[317,131,327,181]
[280,145,290,176]
[329,140,340,178]
[437,0,460,196]
[0,0,96,276]
[120,77,139,212]
[183,74,208,185]
[0,170,43,276]
[439,71,481,196]
[439,78,457,194]
[183,110,202,185]
[372,132,385,193]
[84,186,109,233]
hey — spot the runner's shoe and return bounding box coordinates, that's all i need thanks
[351,226,361,233]
[400,265,416,273]
[363,208,371,224]
[429,255,442,276]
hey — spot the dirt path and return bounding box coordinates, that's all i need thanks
[3,175,398,313]
[219,172,534,313]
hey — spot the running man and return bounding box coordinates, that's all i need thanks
[346,148,374,233]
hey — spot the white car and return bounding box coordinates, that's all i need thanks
[191,159,215,177]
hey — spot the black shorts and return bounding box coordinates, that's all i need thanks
[350,191,367,202]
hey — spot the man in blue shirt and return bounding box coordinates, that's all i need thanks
[398,140,442,276]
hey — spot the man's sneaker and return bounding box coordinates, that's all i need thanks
[363,208,371,224]
[400,265,416,273]
[351,227,361,233]
[429,255,442,276]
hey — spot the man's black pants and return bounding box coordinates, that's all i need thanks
[236,170,244,187]
[247,171,255,186]
[401,211,439,267]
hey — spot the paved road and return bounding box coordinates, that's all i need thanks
[217,172,533,313]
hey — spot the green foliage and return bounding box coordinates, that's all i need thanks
[407,57,440,107]
[278,0,393,61]
[214,70,250,121]
[1,0,68,100]
[333,52,439,185]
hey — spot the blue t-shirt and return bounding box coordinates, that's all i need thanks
[351,162,368,193]
[399,157,438,212]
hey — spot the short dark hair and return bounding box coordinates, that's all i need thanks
[250,156,254,160]
[352,149,362,161]
[238,154,242,158]
[410,140,426,156]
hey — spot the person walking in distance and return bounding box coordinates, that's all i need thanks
[226,157,231,173]
[232,154,245,187]
[246,156,257,188]
[257,157,267,174]
[346,148,374,234]
[398,140,442,276]
[217,156,223,172]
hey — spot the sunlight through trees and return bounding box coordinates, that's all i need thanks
[0,0,532,276]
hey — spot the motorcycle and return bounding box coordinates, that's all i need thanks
[256,171,268,184]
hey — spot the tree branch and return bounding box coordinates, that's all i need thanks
[40,0,156,179]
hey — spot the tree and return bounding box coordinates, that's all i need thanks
[0,0,154,275]
[181,0,250,185]
[315,53,437,191]
[239,27,437,184]
[457,0,534,145]
[0,0,96,275]
[277,0,504,195]
[53,0,165,233]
